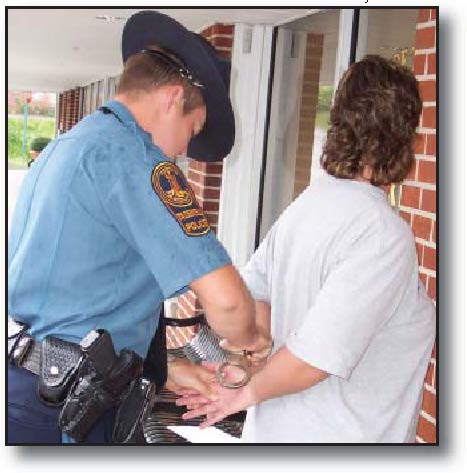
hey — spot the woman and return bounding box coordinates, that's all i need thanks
[178,55,436,443]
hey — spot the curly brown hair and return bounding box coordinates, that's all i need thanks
[321,55,422,186]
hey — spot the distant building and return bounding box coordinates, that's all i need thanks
[8,90,55,116]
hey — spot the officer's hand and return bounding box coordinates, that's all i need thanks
[166,358,218,399]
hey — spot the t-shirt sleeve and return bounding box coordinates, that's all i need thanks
[286,215,416,380]
[239,227,275,303]
[94,153,231,299]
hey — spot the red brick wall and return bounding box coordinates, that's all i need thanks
[57,88,82,133]
[399,8,437,443]
[167,24,234,349]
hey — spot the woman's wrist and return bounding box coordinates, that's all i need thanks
[247,375,262,407]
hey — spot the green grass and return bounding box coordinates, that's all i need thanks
[315,110,330,130]
[315,85,333,131]
[8,116,55,168]
[317,85,333,113]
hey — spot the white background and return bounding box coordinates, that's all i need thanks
[1,0,465,472]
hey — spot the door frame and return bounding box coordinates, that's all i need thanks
[217,9,360,267]
[254,8,360,249]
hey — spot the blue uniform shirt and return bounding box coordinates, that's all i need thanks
[8,100,231,358]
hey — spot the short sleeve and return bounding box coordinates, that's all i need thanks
[286,217,415,380]
[240,227,276,302]
[94,153,231,299]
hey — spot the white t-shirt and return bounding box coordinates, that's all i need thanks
[240,173,435,443]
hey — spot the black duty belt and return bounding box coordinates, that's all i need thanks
[8,319,82,380]
[8,313,206,376]
[7,311,208,443]
[8,317,146,442]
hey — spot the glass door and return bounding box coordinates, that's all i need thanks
[258,9,341,241]
[257,8,419,241]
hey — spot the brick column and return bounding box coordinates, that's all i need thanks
[399,8,437,443]
[57,92,65,134]
[57,87,82,133]
[167,24,234,349]
[294,33,324,198]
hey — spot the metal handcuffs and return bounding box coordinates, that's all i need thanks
[216,343,273,389]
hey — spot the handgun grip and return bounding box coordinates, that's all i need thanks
[80,329,117,376]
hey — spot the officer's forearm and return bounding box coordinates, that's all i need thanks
[207,291,257,347]
[190,265,258,346]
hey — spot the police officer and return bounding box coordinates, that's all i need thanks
[8,11,269,444]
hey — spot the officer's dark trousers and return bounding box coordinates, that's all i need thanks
[8,365,115,444]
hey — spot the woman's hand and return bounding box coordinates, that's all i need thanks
[176,378,257,428]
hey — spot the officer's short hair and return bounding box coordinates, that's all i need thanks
[321,55,422,186]
[117,46,205,114]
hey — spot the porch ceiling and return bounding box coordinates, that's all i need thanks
[7,8,317,93]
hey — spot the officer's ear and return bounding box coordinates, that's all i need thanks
[164,85,185,115]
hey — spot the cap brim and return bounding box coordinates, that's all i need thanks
[122,11,235,162]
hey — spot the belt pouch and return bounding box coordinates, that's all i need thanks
[37,336,82,405]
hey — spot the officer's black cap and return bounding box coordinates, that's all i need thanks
[122,10,235,162]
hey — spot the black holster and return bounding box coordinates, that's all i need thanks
[112,377,156,443]
[58,330,142,442]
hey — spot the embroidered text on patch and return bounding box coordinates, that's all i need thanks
[151,162,211,236]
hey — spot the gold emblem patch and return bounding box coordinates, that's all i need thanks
[151,162,211,237]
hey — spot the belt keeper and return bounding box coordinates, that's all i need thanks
[10,333,33,366]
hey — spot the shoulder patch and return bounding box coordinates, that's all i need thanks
[151,162,211,237]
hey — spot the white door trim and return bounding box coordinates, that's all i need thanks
[259,29,308,242]
[333,9,356,93]
[217,24,274,268]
